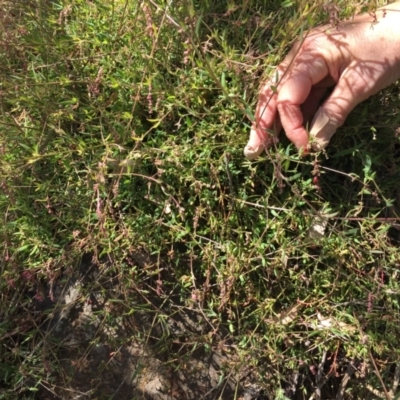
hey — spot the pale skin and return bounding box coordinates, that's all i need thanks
[244,2,400,160]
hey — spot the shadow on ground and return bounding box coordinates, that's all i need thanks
[32,253,264,400]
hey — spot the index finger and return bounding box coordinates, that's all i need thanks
[276,52,330,150]
[244,67,285,160]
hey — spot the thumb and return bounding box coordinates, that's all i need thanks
[309,69,366,151]
[308,107,339,151]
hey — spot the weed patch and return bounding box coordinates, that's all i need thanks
[1,0,399,399]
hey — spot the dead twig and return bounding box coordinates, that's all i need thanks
[315,351,327,400]
[389,361,400,399]
[336,361,356,400]
[369,350,391,400]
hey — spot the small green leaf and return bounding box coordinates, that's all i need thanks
[195,15,203,37]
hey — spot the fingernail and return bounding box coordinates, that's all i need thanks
[244,143,264,160]
[244,126,267,160]
[309,108,336,151]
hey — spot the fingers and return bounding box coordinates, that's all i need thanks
[309,66,367,150]
[245,4,400,159]
[275,56,329,150]
[301,86,329,125]
[245,48,332,159]
[244,71,283,160]
[244,120,280,160]
[244,34,358,158]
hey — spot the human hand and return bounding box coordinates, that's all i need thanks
[244,3,400,160]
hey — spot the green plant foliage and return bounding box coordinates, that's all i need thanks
[0,0,399,399]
